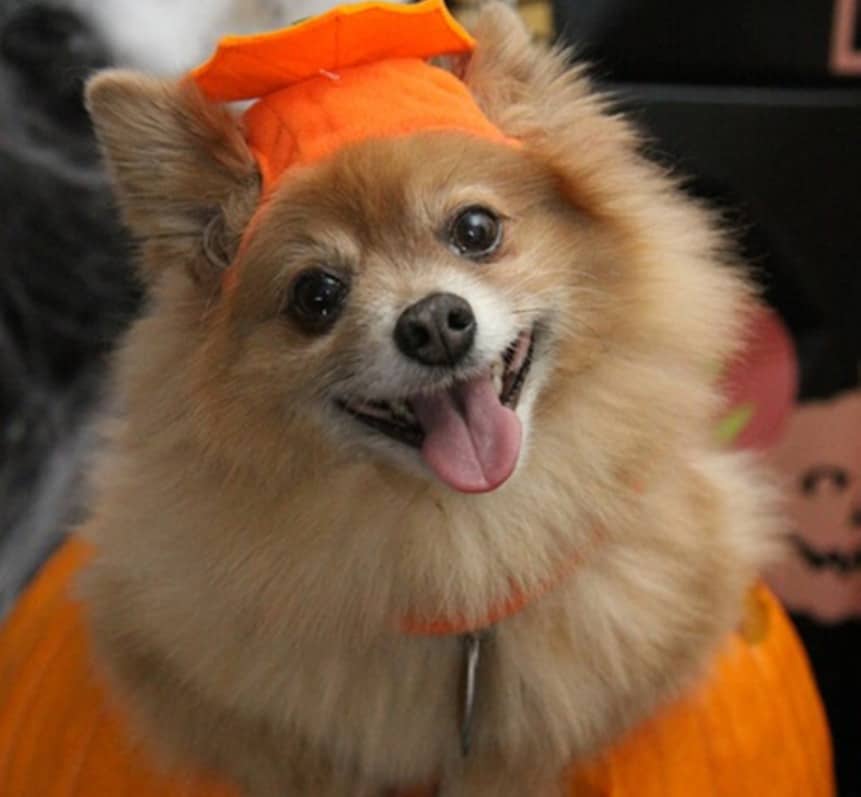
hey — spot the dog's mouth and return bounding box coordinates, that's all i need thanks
[790,533,861,574]
[339,329,535,493]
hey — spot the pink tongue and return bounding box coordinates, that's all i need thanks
[411,375,522,493]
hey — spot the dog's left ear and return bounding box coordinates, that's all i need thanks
[463,3,643,215]
[459,2,541,119]
[86,70,260,288]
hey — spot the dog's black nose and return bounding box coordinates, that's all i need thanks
[394,292,476,366]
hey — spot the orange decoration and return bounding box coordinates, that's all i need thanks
[191,0,475,102]
[0,538,834,796]
[568,585,834,797]
[189,0,514,193]
[400,526,609,636]
[0,538,235,797]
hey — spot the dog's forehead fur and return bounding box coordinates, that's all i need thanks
[225,131,579,346]
[238,133,563,282]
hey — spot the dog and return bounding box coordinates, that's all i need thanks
[79,4,777,795]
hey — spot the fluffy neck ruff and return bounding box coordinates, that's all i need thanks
[399,523,610,636]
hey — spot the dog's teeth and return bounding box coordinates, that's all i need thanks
[343,396,419,427]
[492,366,503,396]
[507,331,531,373]
[390,399,417,423]
[354,400,392,420]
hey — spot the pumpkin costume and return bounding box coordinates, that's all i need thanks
[0,537,833,796]
[0,3,834,795]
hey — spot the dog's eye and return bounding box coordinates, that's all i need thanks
[448,206,502,259]
[286,268,348,333]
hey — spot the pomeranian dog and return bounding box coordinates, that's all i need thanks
[80,4,775,796]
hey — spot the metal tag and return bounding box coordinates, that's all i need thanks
[458,632,482,757]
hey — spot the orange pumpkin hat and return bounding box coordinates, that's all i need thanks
[190,0,514,194]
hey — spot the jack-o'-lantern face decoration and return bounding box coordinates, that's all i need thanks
[767,390,861,622]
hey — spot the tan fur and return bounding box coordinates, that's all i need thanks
[81,6,777,796]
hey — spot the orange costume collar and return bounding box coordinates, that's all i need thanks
[399,526,609,636]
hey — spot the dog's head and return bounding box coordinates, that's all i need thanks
[86,5,749,497]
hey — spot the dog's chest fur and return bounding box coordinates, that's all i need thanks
[84,430,764,795]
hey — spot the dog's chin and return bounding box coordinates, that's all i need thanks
[335,327,539,494]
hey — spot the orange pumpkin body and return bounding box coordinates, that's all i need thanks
[0,538,833,796]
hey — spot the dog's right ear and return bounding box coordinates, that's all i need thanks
[86,70,260,287]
